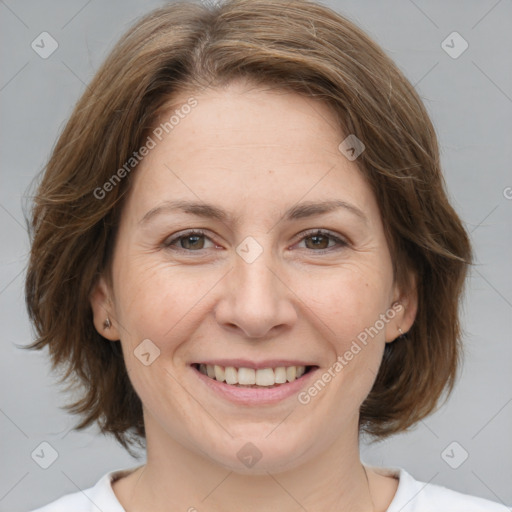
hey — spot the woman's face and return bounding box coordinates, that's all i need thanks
[91,80,415,473]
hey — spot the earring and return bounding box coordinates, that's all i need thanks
[103,317,111,329]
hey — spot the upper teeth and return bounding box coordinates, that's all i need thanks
[198,364,307,386]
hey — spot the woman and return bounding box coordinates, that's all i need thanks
[25,0,509,510]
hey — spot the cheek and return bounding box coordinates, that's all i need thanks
[113,256,221,352]
[295,260,393,404]
[298,260,393,343]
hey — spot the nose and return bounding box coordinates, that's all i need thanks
[214,244,298,339]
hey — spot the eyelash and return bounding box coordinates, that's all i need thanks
[162,228,348,254]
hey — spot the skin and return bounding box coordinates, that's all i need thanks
[90,79,417,512]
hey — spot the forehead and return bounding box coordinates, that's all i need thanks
[124,82,378,226]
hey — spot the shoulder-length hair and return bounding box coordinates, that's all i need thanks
[25,0,471,451]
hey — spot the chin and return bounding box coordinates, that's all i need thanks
[195,427,314,475]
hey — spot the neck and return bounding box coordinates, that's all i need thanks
[116,416,377,512]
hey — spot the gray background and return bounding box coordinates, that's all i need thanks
[1,0,511,510]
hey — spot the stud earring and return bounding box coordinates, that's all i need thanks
[103,317,111,329]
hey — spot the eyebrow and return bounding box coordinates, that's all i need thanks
[139,199,368,226]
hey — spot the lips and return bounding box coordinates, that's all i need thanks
[191,362,317,388]
[189,357,320,407]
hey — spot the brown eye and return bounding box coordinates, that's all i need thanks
[179,234,205,250]
[297,230,348,252]
[304,233,331,250]
[163,230,214,251]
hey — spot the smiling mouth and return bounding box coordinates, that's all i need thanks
[191,363,317,388]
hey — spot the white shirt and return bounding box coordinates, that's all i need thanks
[30,465,510,511]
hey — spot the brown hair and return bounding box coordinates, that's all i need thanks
[24,0,471,451]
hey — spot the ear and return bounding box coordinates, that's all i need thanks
[385,272,418,343]
[89,275,120,341]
